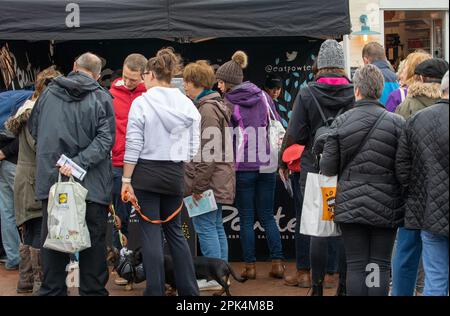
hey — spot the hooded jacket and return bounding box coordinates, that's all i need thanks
[395,82,442,119]
[320,99,405,228]
[29,71,116,205]
[284,75,354,187]
[396,99,449,237]
[109,78,146,167]
[5,100,42,226]
[125,87,201,196]
[372,60,400,106]
[224,81,281,172]
[184,91,235,205]
[124,86,201,164]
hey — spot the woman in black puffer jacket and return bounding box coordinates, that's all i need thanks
[320,64,405,296]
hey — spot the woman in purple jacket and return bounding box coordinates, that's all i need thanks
[216,51,285,280]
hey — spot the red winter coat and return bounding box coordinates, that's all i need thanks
[110,78,146,167]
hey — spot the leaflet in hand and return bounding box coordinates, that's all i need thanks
[183,189,218,218]
[280,175,294,198]
[56,154,87,181]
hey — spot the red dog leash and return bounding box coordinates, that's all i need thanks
[121,191,183,224]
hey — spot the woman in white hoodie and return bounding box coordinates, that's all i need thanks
[122,48,201,296]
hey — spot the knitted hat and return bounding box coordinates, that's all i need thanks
[216,51,248,85]
[317,39,345,70]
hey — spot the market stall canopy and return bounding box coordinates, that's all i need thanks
[0,0,351,40]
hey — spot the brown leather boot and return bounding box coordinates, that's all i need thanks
[284,270,300,286]
[241,263,256,279]
[16,244,33,294]
[297,269,312,288]
[269,259,285,279]
[284,269,311,287]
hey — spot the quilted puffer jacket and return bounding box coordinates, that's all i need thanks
[396,99,449,237]
[320,99,405,228]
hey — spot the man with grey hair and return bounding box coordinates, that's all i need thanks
[395,70,449,296]
[29,52,115,295]
[320,64,405,296]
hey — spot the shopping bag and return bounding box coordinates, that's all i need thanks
[43,174,91,253]
[299,172,341,237]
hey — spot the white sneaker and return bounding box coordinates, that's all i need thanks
[197,279,223,291]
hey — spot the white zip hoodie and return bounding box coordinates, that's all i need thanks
[124,87,201,164]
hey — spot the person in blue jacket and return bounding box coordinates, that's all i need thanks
[362,42,399,106]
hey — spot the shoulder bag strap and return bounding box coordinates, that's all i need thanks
[340,111,388,174]
[306,85,329,127]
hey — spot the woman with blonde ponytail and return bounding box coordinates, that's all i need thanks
[216,50,285,280]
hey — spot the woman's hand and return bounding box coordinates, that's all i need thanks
[192,193,203,206]
[121,182,135,201]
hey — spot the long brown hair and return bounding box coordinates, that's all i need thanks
[33,65,61,100]
[315,67,348,80]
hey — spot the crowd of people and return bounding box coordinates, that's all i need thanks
[0,40,448,296]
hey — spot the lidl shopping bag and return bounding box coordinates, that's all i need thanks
[300,172,341,237]
[44,174,91,253]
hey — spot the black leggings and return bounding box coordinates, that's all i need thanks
[310,236,346,286]
[340,223,396,296]
[134,189,199,296]
[23,217,42,249]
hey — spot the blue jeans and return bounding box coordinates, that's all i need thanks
[112,167,132,249]
[421,230,449,296]
[0,160,20,267]
[192,204,228,262]
[391,227,422,296]
[236,171,283,263]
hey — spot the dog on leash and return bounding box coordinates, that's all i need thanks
[164,255,247,296]
[107,247,247,296]
[107,246,144,291]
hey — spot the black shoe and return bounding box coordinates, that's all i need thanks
[308,281,323,296]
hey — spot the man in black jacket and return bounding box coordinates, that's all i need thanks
[29,52,116,296]
[395,71,449,296]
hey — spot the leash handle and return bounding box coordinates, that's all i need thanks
[109,203,126,248]
[121,191,183,224]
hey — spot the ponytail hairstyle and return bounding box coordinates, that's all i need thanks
[146,47,181,84]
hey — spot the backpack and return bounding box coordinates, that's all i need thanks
[306,86,344,156]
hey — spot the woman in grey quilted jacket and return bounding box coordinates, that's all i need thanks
[320,64,405,296]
